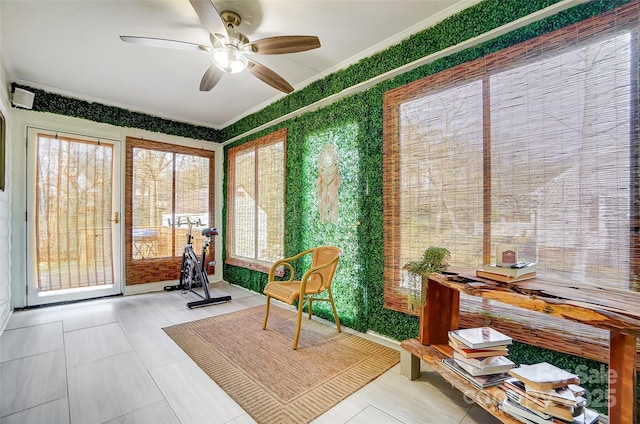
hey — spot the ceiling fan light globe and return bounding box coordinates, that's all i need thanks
[212,46,247,74]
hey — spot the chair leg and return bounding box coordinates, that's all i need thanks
[293,300,305,350]
[263,296,272,329]
[307,297,313,319]
[328,289,341,332]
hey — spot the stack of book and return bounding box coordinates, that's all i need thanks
[476,262,537,283]
[499,362,600,423]
[442,327,515,388]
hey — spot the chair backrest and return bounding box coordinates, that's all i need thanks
[307,246,340,292]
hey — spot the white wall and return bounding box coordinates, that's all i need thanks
[0,0,13,331]
[6,109,224,309]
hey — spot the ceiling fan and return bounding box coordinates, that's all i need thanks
[120,0,321,94]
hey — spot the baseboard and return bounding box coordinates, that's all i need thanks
[0,306,12,338]
[124,280,179,295]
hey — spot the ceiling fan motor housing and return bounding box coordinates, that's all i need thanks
[220,10,242,30]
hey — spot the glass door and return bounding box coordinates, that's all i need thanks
[27,129,122,305]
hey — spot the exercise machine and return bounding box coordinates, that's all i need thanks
[164,218,231,308]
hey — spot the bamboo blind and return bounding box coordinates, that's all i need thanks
[35,133,114,291]
[226,128,286,274]
[382,0,640,355]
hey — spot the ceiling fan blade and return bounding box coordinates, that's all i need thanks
[247,60,294,94]
[120,36,210,51]
[189,0,227,38]
[246,36,320,55]
[200,64,224,91]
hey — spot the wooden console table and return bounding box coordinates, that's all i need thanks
[400,268,640,423]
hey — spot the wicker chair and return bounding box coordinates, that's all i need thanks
[262,246,341,349]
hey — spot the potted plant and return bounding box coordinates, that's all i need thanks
[403,246,451,312]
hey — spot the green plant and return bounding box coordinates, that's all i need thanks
[403,247,451,309]
[403,246,451,278]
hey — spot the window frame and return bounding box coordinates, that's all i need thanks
[124,137,215,285]
[226,129,287,273]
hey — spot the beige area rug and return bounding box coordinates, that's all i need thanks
[163,305,400,424]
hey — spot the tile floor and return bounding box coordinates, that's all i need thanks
[0,282,500,424]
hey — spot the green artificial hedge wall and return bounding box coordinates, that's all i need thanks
[11,83,222,142]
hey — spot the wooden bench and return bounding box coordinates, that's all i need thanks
[400,268,640,423]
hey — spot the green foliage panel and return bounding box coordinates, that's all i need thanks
[13,84,221,142]
[297,122,360,326]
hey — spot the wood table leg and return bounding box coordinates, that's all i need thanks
[609,331,637,424]
[419,278,460,345]
[400,349,421,380]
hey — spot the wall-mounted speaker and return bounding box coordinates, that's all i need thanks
[11,88,35,109]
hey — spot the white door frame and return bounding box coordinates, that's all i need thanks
[26,127,123,306]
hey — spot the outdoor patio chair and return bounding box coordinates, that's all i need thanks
[262,246,341,349]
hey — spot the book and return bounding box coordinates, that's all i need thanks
[519,397,574,421]
[449,327,512,349]
[503,392,549,423]
[567,384,585,397]
[502,395,598,424]
[524,385,584,407]
[499,398,553,424]
[502,378,552,409]
[449,336,507,356]
[451,345,509,359]
[482,262,537,277]
[572,407,600,424]
[447,335,466,350]
[476,269,537,283]
[453,350,502,368]
[454,355,515,376]
[442,358,511,388]
[508,362,580,391]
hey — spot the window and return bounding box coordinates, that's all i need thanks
[125,137,215,284]
[227,129,286,271]
[383,4,638,314]
[131,149,211,259]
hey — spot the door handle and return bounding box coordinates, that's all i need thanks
[111,212,120,224]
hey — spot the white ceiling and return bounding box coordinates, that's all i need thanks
[1,0,476,130]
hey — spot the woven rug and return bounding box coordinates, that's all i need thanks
[163,305,399,424]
